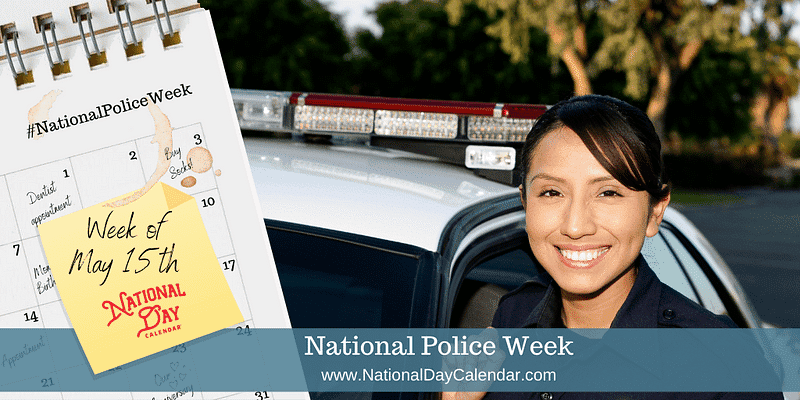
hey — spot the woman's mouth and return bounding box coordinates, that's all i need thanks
[556,246,610,268]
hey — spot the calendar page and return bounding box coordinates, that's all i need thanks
[1,4,304,399]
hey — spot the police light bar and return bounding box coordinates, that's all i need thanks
[232,89,545,140]
[231,89,547,177]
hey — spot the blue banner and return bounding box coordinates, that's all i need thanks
[0,328,798,392]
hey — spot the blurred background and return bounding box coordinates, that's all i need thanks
[199,0,800,327]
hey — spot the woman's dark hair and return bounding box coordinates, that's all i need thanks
[521,94,670,203]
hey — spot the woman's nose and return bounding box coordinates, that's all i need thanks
[560,198,597,239]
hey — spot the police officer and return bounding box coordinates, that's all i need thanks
[445,95,782,400]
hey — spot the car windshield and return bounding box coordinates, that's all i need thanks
[266,220,437,328]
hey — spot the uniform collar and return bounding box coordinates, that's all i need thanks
[520,255,662,328]
[518,255,664,380]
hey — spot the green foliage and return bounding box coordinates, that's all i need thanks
[666,45,757,140]
[353,0,573,103]
[669,189,743,205]
[749,25,800,98]
[664,153,768,189]
[444,0,800,144]
[791,139,800,159]
[445,0,580,63]
[592,0,733,101]
[780,131,800,159]
[199,0,352,92]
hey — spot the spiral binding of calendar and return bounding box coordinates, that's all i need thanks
[112,0,145,58]
[35,15,72,78]
[1,0,187,89]
[1,25,34,87]
[72,5,109,68]
[149,0,182,48]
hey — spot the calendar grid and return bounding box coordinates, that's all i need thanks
[1,174,43,330]
[0,123,263,398]
[0,122,255,328]
[2,177,24,247]
[133,140,149,186]
[65,158,85,214]
[11,235,40,327]
[178,124,257,327]
[200,131,259,330]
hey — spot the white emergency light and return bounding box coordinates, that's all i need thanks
[232,89,289,131]
[465,145,516,170]
[294,105,374,134]
[467,116,533,142]
[374,110,457,139]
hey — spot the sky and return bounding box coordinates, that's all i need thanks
[323,0,386,35]
[324,0,800,132]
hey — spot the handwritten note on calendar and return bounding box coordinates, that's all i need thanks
[39,181,243,373]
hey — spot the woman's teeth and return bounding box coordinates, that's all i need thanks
[559,247,609,262]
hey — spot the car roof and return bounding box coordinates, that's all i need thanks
[244,137,518,251]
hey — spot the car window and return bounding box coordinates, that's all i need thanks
[452,244,538,328]
[266,221,435,328]
[658,227,728,316]
[267,222,436,400]
[464,246,540,292]
[641,232,700,304]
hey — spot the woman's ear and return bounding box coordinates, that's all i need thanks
[519,185,526,211]
[645,189,670,237]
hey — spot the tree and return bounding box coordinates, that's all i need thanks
[741,0,800,162]
[199,0,352,93]
[353,0,573,103]
[445,0,746,140]
[445,0,595,96]
[666,44,758,141]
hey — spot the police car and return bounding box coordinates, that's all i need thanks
[232,89,796,399]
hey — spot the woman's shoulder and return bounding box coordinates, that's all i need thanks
[491,278,552,328]
[657,281,738,328]
[497,280,548,309]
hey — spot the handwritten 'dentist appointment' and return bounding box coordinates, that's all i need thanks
[38,182,243,373]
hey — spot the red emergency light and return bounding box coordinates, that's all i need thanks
[288,92,547,119]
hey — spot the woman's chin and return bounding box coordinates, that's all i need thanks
[553,277,605,297]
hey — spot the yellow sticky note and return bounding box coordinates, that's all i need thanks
[38,182,243,373]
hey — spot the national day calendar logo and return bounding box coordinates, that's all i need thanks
[103,283,187,338]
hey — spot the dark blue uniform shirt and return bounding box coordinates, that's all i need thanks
[485,255,783,400]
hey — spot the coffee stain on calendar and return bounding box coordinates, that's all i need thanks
[106,103,173,207]
[28,90,62,140]
[106,103,222,199]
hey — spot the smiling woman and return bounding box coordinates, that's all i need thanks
[518,95,672,329]
[522,126,668,328]
[445,95,782,400]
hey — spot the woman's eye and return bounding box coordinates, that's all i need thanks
[539,189,561,197]
[599,190,621,197]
